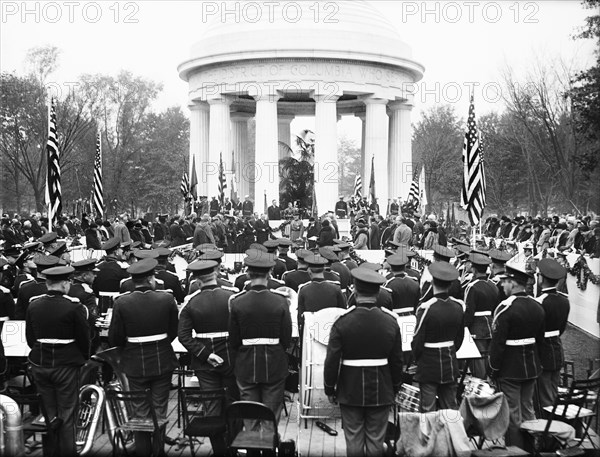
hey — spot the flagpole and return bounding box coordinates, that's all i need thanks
[47,101,52,232]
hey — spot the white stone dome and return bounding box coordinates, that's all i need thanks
[179,0,424,81]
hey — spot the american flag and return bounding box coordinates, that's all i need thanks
[93,131,104,218]
[368,155,376,203]
[460,94,486,225]
[218,152,227,206]
[45,98,62,228]
[407,168,420,209]
[353,172,362,198]
[230,150,238,204]
[190,155,198,200]
[180,172,190,201]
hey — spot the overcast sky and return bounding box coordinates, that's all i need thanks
[1,1,595,143]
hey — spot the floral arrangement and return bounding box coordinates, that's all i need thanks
[568,255,600,291]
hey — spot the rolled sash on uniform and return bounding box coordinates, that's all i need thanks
[393,307,413,315]
[424,340,453,348]
[474,311,492,316]
[195,331,229,339]
[342,358,388,367]
[127,333,168,343]
[544,330,560,338]
[37,338,75,344]
[242,338,280,345]
[505,337,535,346]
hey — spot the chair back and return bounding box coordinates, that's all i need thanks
[178,387,227,429]
[106,388,160,430]
[225,401,278,450]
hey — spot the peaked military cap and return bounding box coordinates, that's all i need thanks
[537,258,566,280]
[304,254,329,266]
[489,249,513,263]
[387,253,409,267]
[455,245,471,255]
[500,261,533,284]
[72,258,97,271]
[294,249,312,260]
[196,243,218,254]
[199,250,224,262]
[318,247,338,262]
[248,243,268,252]
[244,251,276,270]
[433,245,455,261]
[134,249,159,260]
[359,262,382,271]
[277,238,293,247]
[34,254,60,270]
[263,240,280,251]
[469,252,492,266]
[187,260,218,275]
[155,247,172,258]
[48,241,67,256]
[429,261,459,281]
[127,258,158,277]
[101,238,121,252]
[351,268,386,285]
[43,265,74,281]
[38,232,58,244]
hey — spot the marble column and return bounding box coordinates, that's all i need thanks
[363,98,389,212]
[230,112,251,203]
[388,102,414,206]
[314,94,340,214]
[355,113,366,191]
[253,94,281,213]
[278,114,294,162]
[189,102,209,199]
[207,96,232,199]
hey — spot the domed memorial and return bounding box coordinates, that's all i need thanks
[178,0,424,213]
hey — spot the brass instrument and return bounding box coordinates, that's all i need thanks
[0,394,25,457]
[76,384,105,456]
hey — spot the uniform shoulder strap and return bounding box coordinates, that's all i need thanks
[535,293,548,304]
[0,285,10,294]
[29,293,48,303]
[220,285,239,293]
[492,295,518,326]
[63,295,81,303]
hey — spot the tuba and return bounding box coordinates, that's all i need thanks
[76,384,105,456]
[0,394,25,457]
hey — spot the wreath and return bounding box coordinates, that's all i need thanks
[567,255,600,291]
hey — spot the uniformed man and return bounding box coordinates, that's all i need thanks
[108,259,179,456]
[119,251,166,293]
[25,266,90,457]
[384,253,420,315]
[264,239,288,280]
[234,249,285,291]
[155,247,177,274]
[535,258,569,408]
[282,249,312,292]
[463,253,499,379]
[338,242,358,271]
[412,262,465,412]
[523,242,537,296]
[329,244,352,293]
[178,260,239,455]
[346,263,394,311]
[241,195,254,218]
[277,238,297,271]
[488,262,545,447]
[488,249,513,303]
[69,258,100,353]
[92,238,128,295]
[0,260,15,327]
[228,253,292,430]
[38,231,59,254]
[297,254,347,333]
[420,244,463,302]
[335,196,348,219]
[318,247,344,284]
[324,268,403,456]
[154,249,185,303]
[15,254,60,319]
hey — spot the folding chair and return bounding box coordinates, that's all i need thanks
[179,387,228,456]
[225,401,279,455]
[520,386,590,456]
[7,391,53,454]
[106,388,168,457]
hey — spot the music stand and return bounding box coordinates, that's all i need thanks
[1,320,29,358]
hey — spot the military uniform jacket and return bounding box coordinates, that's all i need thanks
[384,273,420,314]
[0,285,15,321]
[228,285,292,383]
[536,288,570,372]
[324,302,403,406]
[347,287,394,311]
[282,268,311,292]
[279,254,298,272]
[93,257,129,295]
[155,269,184,303]
[412,293,465,384]
[489,273,508,304]
[272,258,288,280]
[26,291,90,367]
[331,261,352,291]
[108,287,179,378]
[341,258,358,271]
[489,292,545,380]
[464,278,499,340]
[297,278,347,328]
[178,285,236,371]
[15,278,47,320]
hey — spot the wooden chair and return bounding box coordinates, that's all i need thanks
[226,401,279,455]
[106,388,168,457]
[179,387,228,456]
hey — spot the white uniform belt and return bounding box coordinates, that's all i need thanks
[0,316,9,321]
[242,338,280,346]
[393,307,413,314]
[37,338,75,344]
[544,330,560,338]
[342,358,388,367]
[127,333,168,343]
[196,331,229,339]
[474,311,492,316]
[506,338,535,346]
[424,341,454,348]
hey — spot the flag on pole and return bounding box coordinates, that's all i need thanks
[311,185,318,218]
[353,172,362,198]
[180,172,190,200]
[460,94,486,225]
[368,155,376,203]
[418,165,427,211]
[45,97,62,229]
[218,152,227,206]
[407,168,421,210]
[93,131,104,218]
[230,150,238,204]
[190,155,198,201]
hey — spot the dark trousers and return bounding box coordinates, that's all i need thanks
[472,339,490,379]
[31,365,80,457]
[237,377,286,429]
[419,382,458,412]
[128,372,173,456]
[195,369,240,455]
[537,370,560,408]
[339,404,390,457]
[497,378,536,448]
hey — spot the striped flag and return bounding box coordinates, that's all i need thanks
[460,94,486,225]
[230,150,238,204]
[218,152,227,206]
[353,172,362,198]
[45,98,62,228]
[190,155,198,200]
[93,131,104,218]
[368,155,376,203]
[180,172,190,201]
[407,168,420,210]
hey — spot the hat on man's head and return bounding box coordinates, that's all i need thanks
[304,254,329,267]
[244,250,276,271]
[537,258,566,280]
[263,240,280,252]
[277,238,293,247]
[351,267,386,295]
[335,242,351,250]
[387,253,409,268]
[199,250,224,262]
[358,262,382,271]
[121,241,132,251]
[102,238,121,252]
[127,258,158,278]
[433,245,455,262]
[34,254,60,271]
[469,252,492,266]
[489,249,513,264]
[187,260,218,275]
[134,249,159,260]
[455,245,471,256]
[499,261,532,284]
[196,243,218,254]
[72,258,97,272]
[318,247,338,263]
[248,243,268,253]
[38,232,58,244]
[48,241,67,257]
[294,249,312,261]
[429,262,459,282]
[43,266,74,281]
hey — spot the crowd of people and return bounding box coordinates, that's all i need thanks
[0,198,598,456]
